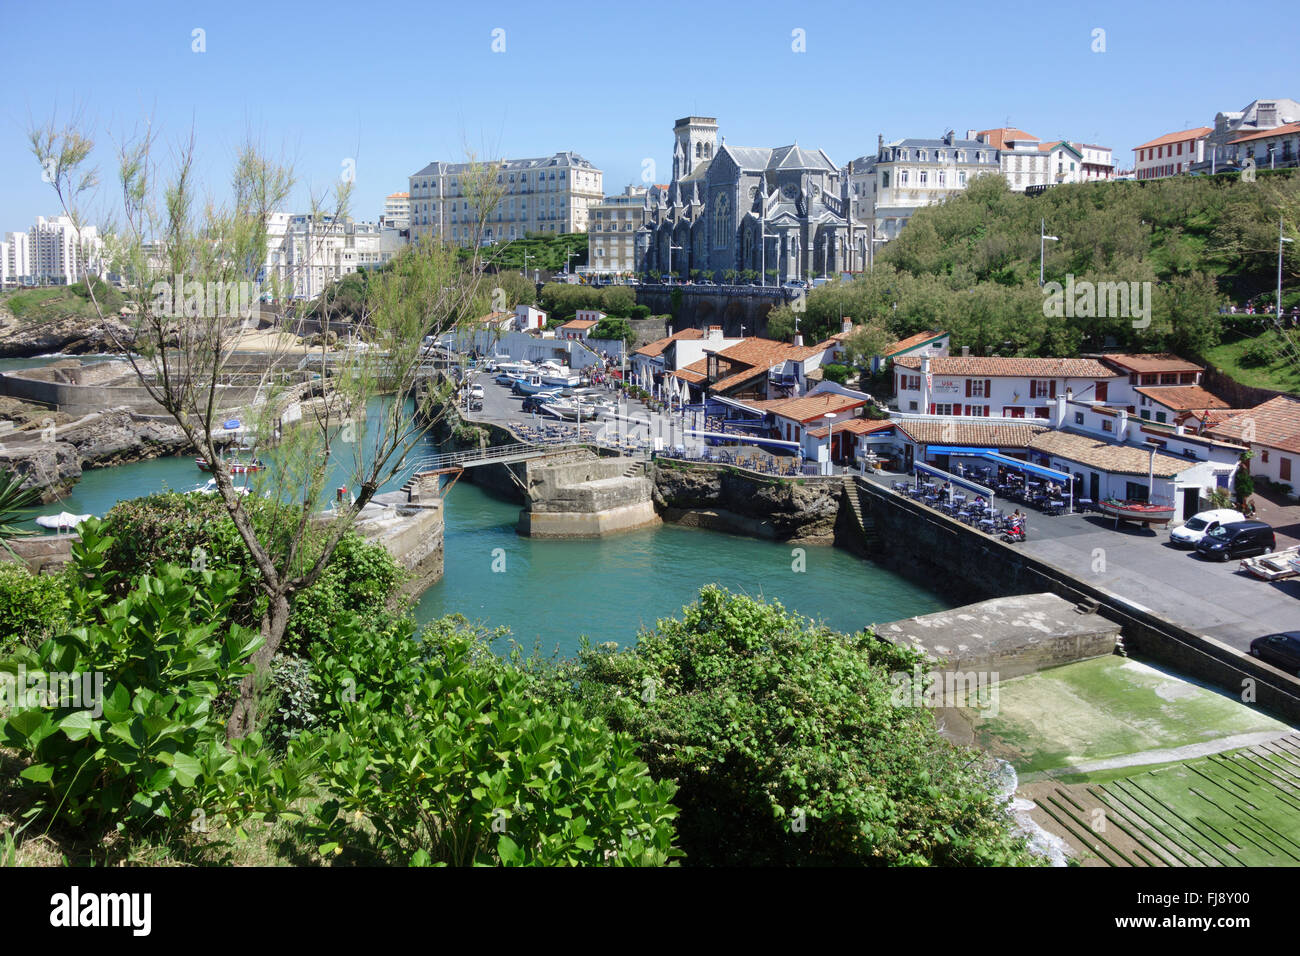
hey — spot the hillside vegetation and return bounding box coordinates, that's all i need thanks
[770,171,1300,361]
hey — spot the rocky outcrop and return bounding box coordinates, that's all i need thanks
[651,462,842,543]
[0,407,189,501]
[0,315,134,358]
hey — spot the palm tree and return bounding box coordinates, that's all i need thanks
[0,470,40,559]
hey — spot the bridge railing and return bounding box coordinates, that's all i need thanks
[395,441,573,485]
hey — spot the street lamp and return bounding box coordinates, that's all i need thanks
[824,411,837,475]
[668,244,683,283]
[760,217,776,287]
[1039,218,1059,287]
[566,249,579,275]
[1278,217,1293,325]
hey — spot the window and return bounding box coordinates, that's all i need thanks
[713,194,732,247]
[1282,457,1293,482]
[958,171,966,186]
[1074,412,1085,425]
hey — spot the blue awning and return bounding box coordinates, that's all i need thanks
[981,451,1071,483]
[926,445,996,457]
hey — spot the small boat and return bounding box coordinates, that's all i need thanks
[194,477,251,496]
[196,456,266,474]
[538,363,581,387]
[1241,546,1300,581]
[512,373,564,396]
[1099,498,1175,525]
[35,512,92,530]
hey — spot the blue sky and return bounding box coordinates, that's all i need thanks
[1,0,1296,232]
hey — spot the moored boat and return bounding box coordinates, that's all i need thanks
[196,456,266,474]
[1241,546,1300,580]
[1099,498,1175,525]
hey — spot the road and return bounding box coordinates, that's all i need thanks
[1019,510,1299,652]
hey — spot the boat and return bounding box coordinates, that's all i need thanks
[1098,498,1175,525]
[35,512,92,530]
[512,373,564,396]
[196,456,266,474]
[538,362,581,387]
[194,477,251,496]
[1241,546,1300,581]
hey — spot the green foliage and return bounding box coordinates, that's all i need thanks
[537,282,638,320]
[304,616,682,866]
[821,363,851,385]
[481,270,538,311]
[670,287,683,318]
[590,316,634,345]
[1240,334,1279,367]
[566,587,1038,866]
[95,493,406,658]
[5,278,124,322]
[465,232,587,274]
[1235,464,1255,504]
[0,563,69,653]
[0,469,41,557]
[629,304,651,320]
[0,523,307,836]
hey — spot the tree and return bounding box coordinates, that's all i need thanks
[590,317,634,346]
[32,114,505,737]
[842,320,894,368]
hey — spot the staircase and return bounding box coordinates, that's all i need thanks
[621,460,645,479]
[841,478,882,551]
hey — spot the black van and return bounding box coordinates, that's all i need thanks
[1194,520,1276,561]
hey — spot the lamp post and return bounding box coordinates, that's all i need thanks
[668,243,683,283]
[1040,218,1059,287]
[824,411,837,475]
[566,249,579,275]
[1279,217,1293,325]
[760,217,776,287]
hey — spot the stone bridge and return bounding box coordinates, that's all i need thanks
[635,284,796,338]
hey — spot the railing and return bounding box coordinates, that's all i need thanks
[396,441,572,484]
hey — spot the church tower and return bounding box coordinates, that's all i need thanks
[672,116,719,180]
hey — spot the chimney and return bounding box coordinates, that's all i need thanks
[961,345,970,357]
[965,129,978,140]
[841,317,852,334]
[1066,387,1073,402]
[793,332,804,347]
[707,325,722,341]
[667,323,673,336]
[1054,393,1067,428]
[1117,409,1129,440]
[877,133,884,153]
[921,355,932,375]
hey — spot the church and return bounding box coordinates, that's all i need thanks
[636,116,857,281]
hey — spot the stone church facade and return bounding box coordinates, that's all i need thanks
[637,116,855,281]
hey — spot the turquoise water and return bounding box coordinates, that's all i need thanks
[7,358,951,657]
[412,480,950,658]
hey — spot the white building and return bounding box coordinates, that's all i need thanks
[268,214,401,300]
[408,152,604,246]
[5,216,104,286]
[893,354,1123,418]
[847,132,1000,242]
[381,192,410,230]
[1200,98,1300,173]
[970,128,1049,192]
[1,231,30,287]
[1208,395,1300,497]
[1038,141,1114,184]
[587,185,654,276]
[1133,127,1211,180]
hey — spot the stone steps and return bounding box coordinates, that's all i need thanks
[841,478,881,550]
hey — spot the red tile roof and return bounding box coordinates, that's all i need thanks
[1100,352,1202,374]
[760,393,866,423]
[633,327,704,358]
[893,420,1047,448]
[893,355,1114,378]
[1208,396,1300,455]
[1134,385,1228,411]
[706,337,823,393]
[1229,121,1300,145]
[559,319,598,330]
[976,128,1039,149]
[1134,127,1212,151]
[884,330,947,356]
[806,418,896,439]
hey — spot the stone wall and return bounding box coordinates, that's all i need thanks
[0,366,260,417]
[520,456,659,537]
[0,533,77,573]
[651,461,842,542]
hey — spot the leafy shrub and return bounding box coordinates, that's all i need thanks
[0,563,68,653]
[305,615,681,866]
[1240,336,1278,368]
[0,523,307,836]
[629,304,651,320]
[96,493,406,657]
[566,587,1039,867]
[821,363,851,384]
[261,654,320,752]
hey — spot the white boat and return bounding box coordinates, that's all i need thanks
[194,477,252,496]
[1242,546,1300,580]
[513,373,564,395]
[35,512,92,530]
[538,362,581,387]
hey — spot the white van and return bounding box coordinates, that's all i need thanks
[1169,508,1246,547]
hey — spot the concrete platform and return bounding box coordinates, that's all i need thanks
[876,592,1121,681]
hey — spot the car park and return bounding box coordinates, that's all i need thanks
[1250,632,1300,674]
[1169,508,1246,547]
[1194,520,1275,561]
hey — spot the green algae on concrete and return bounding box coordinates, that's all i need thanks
[969,655,1293,777]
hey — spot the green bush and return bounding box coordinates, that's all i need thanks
[96,493,407,657]
[821,363,851,384]
[1240,335,1278,368]
[0,563,68,653]
[565,586,1039,866]
[0,523,307,836]
[629,304,651,320]
[304,615,682,866]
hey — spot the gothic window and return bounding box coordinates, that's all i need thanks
[696,142,703,158]
[713,194,731,248]
[705,143,712,158]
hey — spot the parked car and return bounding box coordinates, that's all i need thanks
[1169,508,1246,548]
[495,372,517,386]
[1194,520,1276,561]
[468,384,485,400]
[1250,631,1300,674]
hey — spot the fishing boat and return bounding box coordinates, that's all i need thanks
[1241,546,1300,581]
[538,362,581,387]
[1098,498,1175,526]
[512,373,564,396]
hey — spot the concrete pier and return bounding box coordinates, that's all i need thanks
[518,456,659,538]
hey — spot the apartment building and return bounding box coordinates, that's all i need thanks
[846,132,999,242]
[381,192,410,229]
[1,231,30,287]
[1039,141,1115,183]
[1199,98,1300,172]
[269,214,402,300]
[0,216,103,286]
[970,128,1049,192]
[892,354,1122,418]
[407,152,604,246]
[587,185,651,275]
[1229,122,1300,171]
[1133,127,1211,180]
